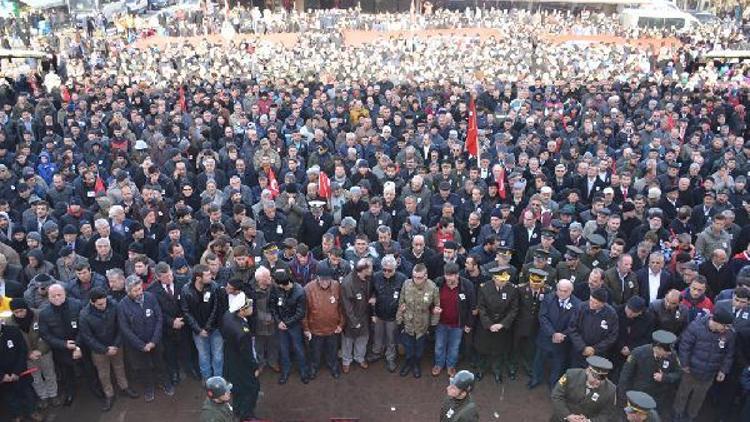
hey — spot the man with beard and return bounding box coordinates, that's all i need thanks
[118,276,172,402]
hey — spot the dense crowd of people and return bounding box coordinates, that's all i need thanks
[1,3,750,422]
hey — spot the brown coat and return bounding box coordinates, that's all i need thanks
[303,280,345,336]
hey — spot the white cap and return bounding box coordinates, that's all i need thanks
[228,292,248,313]
[135,140,149,150]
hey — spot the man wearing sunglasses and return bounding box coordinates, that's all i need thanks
[550,355,617,422]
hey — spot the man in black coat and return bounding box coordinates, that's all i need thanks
[612,296,655,378]
[78,288,139,410]
[636,252,674,303]
[567,287,619,368]
[118,276,171,402]
[298,201,333,250]
[38,283,84,406]
[0,322,40,420]
[220,292,260,420]
[148,262,191,385]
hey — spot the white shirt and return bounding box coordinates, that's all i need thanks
[648,270,661,303]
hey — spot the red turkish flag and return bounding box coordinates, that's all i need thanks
[319,171,331,200]
[466,97,478,157]
[268,168,280,199]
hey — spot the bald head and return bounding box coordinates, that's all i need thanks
[48,283,66,306]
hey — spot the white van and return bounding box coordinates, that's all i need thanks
[620,5,701,31]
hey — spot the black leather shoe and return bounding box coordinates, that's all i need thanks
[331,371,341,379]
[399,363,412,377]
[527,380,540,390]
[63,394,74,407]
[301,375,310,385]
[122,388,140,399]
[278,374,289,385]
[102,396,114,412]
[413,364,421,379]
[386,360,398,373]
[494,373,503,384]
[366,354,382,363]
[475,371,484,381]
[91,385,105,400]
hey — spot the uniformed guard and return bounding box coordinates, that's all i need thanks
[618,330,680,415]
[220,292,260,421]
[481,246,517,282]
[475,267,519,383]
[200,376,235,422]
[524,228,563,268]
[440,370,479,422]
[550,356,617,422]
[519,249,558,286]
[510,268,552,380]
[555,245,591,287]
[580,234,611,272]
[623,390,661,422]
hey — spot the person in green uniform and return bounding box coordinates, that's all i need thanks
[550,355,617,422]
[555,246,591,287]
[440,370,479,422]
[510,268,552,379]
[623,390,660,422]
[220,292,260,421]
[475,266,519,384]
[200,376,235,422]
[618,330,680,418]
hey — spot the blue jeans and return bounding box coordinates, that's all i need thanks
[434,325,463,369]
[193,330,224,380]
[278,325,309,377]
[401,333,427,365]
[531,346,567,389]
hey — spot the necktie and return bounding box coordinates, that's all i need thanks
[168,284,174,296]
[559,300,565,308]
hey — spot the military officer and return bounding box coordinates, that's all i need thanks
[440,370,479,422]
[550,356,617,422]
[579,235,611,273]
[480,246,517,283]
[475,267,519,384]
[519,249,558,286]
[623,390,661,422]
[618,330,680,417]
[555,246,591,288]
[524,229,563,268]
[200,376,234,422]
[568,288,619,368]
[511,268,552,380]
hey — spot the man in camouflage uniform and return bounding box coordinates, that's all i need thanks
[396,263,440,378]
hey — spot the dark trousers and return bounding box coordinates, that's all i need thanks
[52,351,77,397]
[0,381,36,418]
[310,334,339,373]
[278,325,309,378]
[510,334,536,375]
[233,376,260,419]
[162,330,193,379]
[531,346,568,388]
[125,343,168,389]
[401,333,426,367]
